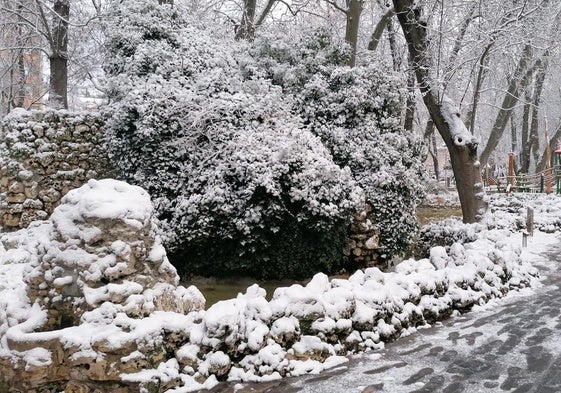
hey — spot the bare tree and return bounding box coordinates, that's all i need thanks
[0,1,44,114]
[0,0,71,109]
[235,0,277,40]
[0,0,108,111]
[392,0,487,222]
[48,0,70,109]
[478,44,536,167]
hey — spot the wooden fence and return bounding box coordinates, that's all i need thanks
[485,167,557,193]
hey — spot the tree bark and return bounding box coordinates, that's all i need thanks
[392,0,487,223]
[520,88,532,173]
[403,65,415,131]
[367,7,395,51]
[15,51,26,108]
[345,0,363,67]
[49,55,68,109]
[235,0,276,40]
[530,58,548,167]
[48,0,69,109]
[423,120,439,180]
[236,0,257,40]
[510,114,517,153]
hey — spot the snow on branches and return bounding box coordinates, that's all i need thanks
[440,95,477,148]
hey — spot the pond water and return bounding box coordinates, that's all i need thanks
[182,276,306,308]
[182,207,463,308]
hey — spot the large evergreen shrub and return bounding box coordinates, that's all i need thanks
[243,30,428,262]
[103,1,363,278]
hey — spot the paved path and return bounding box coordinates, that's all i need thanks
[209,242,561,393]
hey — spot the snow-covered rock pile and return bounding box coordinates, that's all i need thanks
[0,108,111,230]
[0,183,543,392]
[162,236,534,388]
[0,179,204,392]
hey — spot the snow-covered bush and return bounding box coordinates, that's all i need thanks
[102,1,363,278]
[416,192,561,257]
[415,218,483,257]
[242,29,428,261]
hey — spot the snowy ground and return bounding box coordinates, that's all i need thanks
[0,191,560,392]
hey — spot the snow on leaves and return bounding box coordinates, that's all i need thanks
[103,1,426,276]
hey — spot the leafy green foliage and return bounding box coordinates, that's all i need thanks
[103,1,363,279]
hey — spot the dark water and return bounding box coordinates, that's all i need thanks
[181,276,307,308]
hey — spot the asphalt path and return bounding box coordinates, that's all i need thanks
[208,241,561,393]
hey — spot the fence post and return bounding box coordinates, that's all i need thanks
[540,174,544,193]
[527,207,534,236]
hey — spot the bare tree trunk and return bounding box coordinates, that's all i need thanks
[6,67,16,112]
[386,18,401,71]
[479,45,534,167]
[530,59,548,167]
[392,0,487,223]
[48,0,69,109]
[236,0,257,40]
[14,2,26,108]
[236,0,276,40]
[403,65,415,131]
[510,114,518,153]
[367,6,395,51]
[15,51,26,108]
[431,131,439,181]
[423,120,439,180]
[345,0,363,67]
[520,88,532,173]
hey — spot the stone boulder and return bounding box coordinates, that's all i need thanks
[0,179,204,392]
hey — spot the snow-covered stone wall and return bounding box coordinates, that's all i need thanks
[0,179,205,392]
[0,109,111,230]
[0,182,541,392]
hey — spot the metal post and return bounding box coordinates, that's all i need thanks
[540,174,544,193]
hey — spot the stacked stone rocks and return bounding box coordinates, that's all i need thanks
[348,204,382,268]
[0,179,205,392]
[0,180,540,392]
[0,109,111,230]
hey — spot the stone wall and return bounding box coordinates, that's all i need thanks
[0,179,205,393]
[0,109,382,273]
[0,109,111,230]
[348,204,382,268]
[0,182,539,392]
